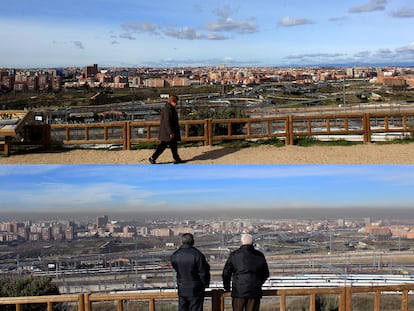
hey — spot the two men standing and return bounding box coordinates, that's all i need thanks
[171,233,269,311]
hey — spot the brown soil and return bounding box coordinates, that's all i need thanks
[1,143,414,164]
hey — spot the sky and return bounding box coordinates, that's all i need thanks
[0,164,413,221]
[1,0,414,68]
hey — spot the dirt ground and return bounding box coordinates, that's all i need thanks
[1,143,414,164]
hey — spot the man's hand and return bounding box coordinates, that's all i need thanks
[169,133,175,140]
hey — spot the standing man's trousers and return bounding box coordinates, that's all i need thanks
[232,297,261,311]
[178,295,204,311]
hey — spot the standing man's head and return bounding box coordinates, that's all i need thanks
[181,233,195,246]
[240,234,253,246]
[168,95,179,108]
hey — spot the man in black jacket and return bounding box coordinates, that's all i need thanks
[171,233,211,311]
[148,94,183,164]
[222,234,269,311]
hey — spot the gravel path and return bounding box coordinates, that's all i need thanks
[1,143,414,164]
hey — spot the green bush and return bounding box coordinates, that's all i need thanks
[0,275,60,311]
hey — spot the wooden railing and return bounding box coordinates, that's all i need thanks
[47,111,414,149]
[2,111,414,155]
[0,285,413,311]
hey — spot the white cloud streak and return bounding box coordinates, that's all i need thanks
[391,6,414,18]
[349,0,387,13]
[278,16,314,27]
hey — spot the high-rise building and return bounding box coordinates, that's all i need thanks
[84,64,98,78]
[96,215,108,228]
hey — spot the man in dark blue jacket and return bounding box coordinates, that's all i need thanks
[222,234,269,311]
[171,233,210,311]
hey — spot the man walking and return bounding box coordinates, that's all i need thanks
[171,233,211,311]
[222,234,269,311]
[148,94,183,164]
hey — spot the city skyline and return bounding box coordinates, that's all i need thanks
[1,1,414,68]
[1,164,414,220]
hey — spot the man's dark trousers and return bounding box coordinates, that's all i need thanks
[232,297,261,311]
[178,296,204,311]
[152,140,180,161]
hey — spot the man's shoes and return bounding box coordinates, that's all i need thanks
[148,157,156,164]
[173,158,185,164]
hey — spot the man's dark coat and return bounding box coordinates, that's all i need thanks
[222,244,269,298]
[171,244,210,297]
[159,102,181,142]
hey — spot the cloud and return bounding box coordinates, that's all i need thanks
[279,39,414,65]
[349,0,387,13]
[205,4,257,34]
[373,48,393,58]
[121,21,161,35]
[73,41,84,49]
[1,181,154,210]
[278,16,314,27]
[395,43,414,55]
[329,16,348,24]
[146,56,259,67]
[119,33,136,40]
[206,32,229,40]
[205,18,258,34]
[391,7,414,18]
[163,27,206,40]
[212,4,237,20]
[287,53,346,60]
[353,50,371,58]
[118,4,256,42]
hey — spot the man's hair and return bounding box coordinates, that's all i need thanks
[169,95,179,103]
[241,234,253,246]
[181,233,194,246]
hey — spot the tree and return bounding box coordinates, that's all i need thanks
[0,275,60,311]
[181,106,247,137]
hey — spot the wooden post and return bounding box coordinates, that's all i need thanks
[149,298,155,311]
[3,136,11,156]
[84,293,91,311]
[203,120,207,146]
[77,293,85,311]
[402,290,408,311]
[287,115,294,145]
[345,286,352,311]
[280,293,286,311]
[117,299,124,311]
[124,121,131,150]
[338,286,347,311]
[374,290,381,311]
[211,289,224,311]
[309,293,316,311]
[65,127,70,142]
[266,119,270,136]
[43,124,51,151]
[104,126,109,140]
[363,113,371,143]
[206,119,213,146]
[47,301,53,311]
